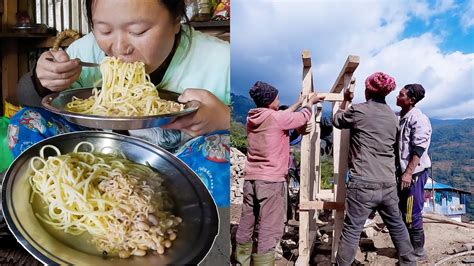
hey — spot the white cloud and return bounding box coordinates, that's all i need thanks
[232,0,474,119]
[408,0,456,20]
[460,0,474,30]
[356,34,474,119]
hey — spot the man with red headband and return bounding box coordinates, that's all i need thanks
[333,72,416,265]
[396,84,432,260]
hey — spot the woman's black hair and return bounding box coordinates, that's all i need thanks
[85,0,190,30]
[84,0,192,59]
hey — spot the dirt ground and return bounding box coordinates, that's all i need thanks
[351,215,474,265]
[231,204,474,265]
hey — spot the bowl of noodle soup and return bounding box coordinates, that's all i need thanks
[41,88,200,130]
[41,57,200,130]
[1,131,218,265]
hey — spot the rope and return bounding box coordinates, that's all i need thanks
[434,250,474,265]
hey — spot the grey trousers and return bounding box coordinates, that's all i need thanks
[235,180,285,254]
[336,180,416,266]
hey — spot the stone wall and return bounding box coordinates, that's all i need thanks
[230,148,246,204]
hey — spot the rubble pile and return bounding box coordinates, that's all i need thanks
[230,148,246,204]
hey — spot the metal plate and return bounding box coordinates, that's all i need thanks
[1,131,218,265]
[41,88,200,130]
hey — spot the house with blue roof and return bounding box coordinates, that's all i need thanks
[423,177,471,222]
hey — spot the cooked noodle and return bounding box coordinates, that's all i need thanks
[29,142,182,258]
[66,57,184,116]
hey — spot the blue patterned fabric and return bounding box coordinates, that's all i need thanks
[175,130,230,207]
[8,107,230,207]
[8,107,85,157]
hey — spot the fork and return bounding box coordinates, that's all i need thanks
[45,57,99,67]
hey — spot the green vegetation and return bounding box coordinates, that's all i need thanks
[320,159,334,189]
[230,119,247,154]
[430,119,473,220]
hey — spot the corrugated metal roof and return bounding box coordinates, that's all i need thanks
[424,178,471,194]
[424,182,453,190]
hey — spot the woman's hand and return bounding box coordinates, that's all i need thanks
[36,49,81,92]
[162,89,230,137]
[306,93,325,107]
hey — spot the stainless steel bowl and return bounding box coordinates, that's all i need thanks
[1,131,218,265]
[41,88,200,130]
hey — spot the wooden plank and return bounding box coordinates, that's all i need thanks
[71,0,80,32]
[296,230,317,266]
[55,0,63,32]
[18,0,28,13]
[1,41,19,114]
[48,0,54,28]
[302,50,311,68]
[296,254,309,266]
[17,0,31,77]
[81,0,89,34]
[329,55,359,93]
[300,200,344,211]
[316,189,334,200]
[1,0,18,115]
[310,92,343,102]
[297,230,318,266]
[41,0,47,25]
[35,0,41,24]
[2,0,16,28]
[299,51,314,264]
[0,0,4,15]
[63,0,70,30]
[331,73,353,263]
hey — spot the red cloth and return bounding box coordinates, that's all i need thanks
[365,72,396,97]
[244,107,311,182]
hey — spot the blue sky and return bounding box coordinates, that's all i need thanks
[231,0,474,119]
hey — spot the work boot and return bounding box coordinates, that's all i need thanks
[409,228,427,260]
[235,242,253,266]
[252,251,275,266]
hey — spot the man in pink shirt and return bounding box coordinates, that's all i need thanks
[235,81,324,265]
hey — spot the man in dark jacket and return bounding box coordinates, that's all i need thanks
[333,72,416,266]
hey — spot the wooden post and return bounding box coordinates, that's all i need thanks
[296,54,359,264]
[297,50,315,266]
[329,56,359,262]
[1,0,19,114]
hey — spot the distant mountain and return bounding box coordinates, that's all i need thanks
[231,93,256,124]
[430,118,473,220]
[430,118,464,128]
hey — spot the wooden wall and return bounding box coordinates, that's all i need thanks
[35,0,90,35]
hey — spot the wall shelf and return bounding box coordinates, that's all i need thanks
[0,32,53,38]
[190,20,229,28]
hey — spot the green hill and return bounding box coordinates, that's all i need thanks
[430,118,473,220]
[230,93,256,124]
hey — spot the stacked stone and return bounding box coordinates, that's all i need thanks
[230,147,246,204]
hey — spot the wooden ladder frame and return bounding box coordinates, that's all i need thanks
[296,51,359,265]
